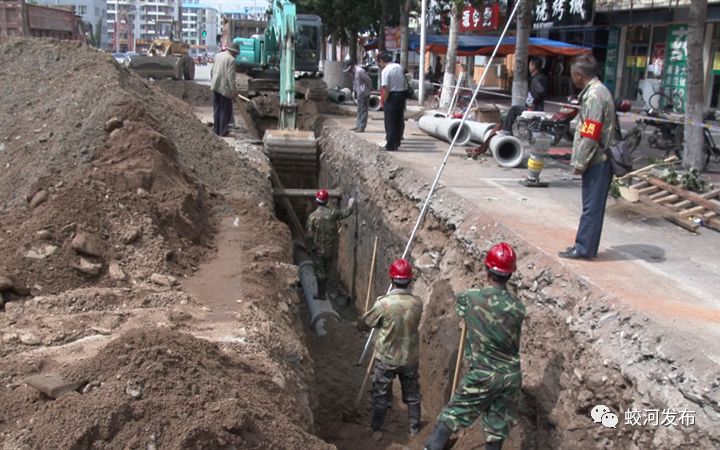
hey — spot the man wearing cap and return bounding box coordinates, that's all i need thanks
[345,61,373,133]
[211,41,240,136]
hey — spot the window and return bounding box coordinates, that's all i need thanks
[95,7,100,16]
[77,5,87,15]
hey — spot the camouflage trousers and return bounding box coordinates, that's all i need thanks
[437,367,521,442]
[310,249,334,284]
[372,359,421,410]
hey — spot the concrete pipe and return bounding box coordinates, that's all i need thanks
[489,134,525,168]
[369,95,381,111]
[293,246,340,336]
[465,121,497,145]
[340,87,352,99]
[417,115,472,146]
[327,88,347,103]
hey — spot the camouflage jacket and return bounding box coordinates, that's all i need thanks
[456,287,526,373]
[572,77,616,171]
[305,205,353,254]
[361,288,423,368]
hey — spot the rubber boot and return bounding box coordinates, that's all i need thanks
[486,440,504,450]
[371,406,387,432]
[408,404,421,436]
[423,421,452,450]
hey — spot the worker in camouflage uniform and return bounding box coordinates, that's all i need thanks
[357,258,423,436]
[424,242,525,450]
[559,55,616,260]
[305,188,355,299]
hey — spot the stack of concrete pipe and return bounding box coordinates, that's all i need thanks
[327,88,347,103]
[417,114,472,146]
[417,114,525,167]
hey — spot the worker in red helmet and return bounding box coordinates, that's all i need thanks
[305,189,355,299]
[357,258,424,436]
[424,242,526,450]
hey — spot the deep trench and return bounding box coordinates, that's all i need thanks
[240,100,652,450]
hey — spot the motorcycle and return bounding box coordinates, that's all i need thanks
[511,97,579,146]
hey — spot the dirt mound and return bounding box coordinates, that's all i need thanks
[1,328,331,449]
[0,38,266,297]
[156,79,214,107]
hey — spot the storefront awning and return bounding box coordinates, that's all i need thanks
[364,34,591,57]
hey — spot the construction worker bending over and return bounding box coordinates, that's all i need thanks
[357,258,423,436]
[424,243,526,450]
[305,189,355,299]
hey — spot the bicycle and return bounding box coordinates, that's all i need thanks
[647,89,685,113]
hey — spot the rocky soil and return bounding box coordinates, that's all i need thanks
[0,38,330,450]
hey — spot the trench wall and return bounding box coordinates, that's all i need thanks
[314,118,719,449]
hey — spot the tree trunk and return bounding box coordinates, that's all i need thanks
[511,0,532,106]
[684,0,707,171]
[349,29,359,64]
[440,0,462,108]
[379,0,388,51]
[400,0,412,69]
[331,33,338,61]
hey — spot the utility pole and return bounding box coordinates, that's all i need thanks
[115,0,120,52]
[418,0,428,104]
[177,0,182,42]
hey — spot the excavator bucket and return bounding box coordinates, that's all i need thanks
[129,55,184,80]
[263,129,317,172]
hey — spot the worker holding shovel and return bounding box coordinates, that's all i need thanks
[424,242,525,450]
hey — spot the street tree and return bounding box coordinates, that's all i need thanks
[439,0,463,108]
[400,0,415,69]
[512,0,532,106]
[684,0,707,170]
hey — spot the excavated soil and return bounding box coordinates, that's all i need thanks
[0,38,331,450]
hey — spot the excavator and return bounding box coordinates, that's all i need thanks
[256,0,319,169]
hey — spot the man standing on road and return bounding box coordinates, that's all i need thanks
[210,42,239,137]
[305,189,355,299]
[358,258,423,436]
[501,56,548,134]
[378,51,407,151]
[346,61,373,133]
[558,55,616,260]
[424,242,525,450]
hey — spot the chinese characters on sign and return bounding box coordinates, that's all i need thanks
[532,0,594,29]
[459,3,500,33]
[603,27,620,94]
[662,24,688,112]
[624,408,696,427]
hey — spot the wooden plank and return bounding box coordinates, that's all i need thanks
[655,194,679,204]
[703,211,718,219]
[638,196,699,232]
[272,188,343,199]
[704,217,720,232]
[677,206,706,217]
[644,177,720,215]
[269,168,306,243]
[699,188,720,200]
[649,190,671,200]
[630,180,649,189]
[666,199,691,211]
[638,186,661,195]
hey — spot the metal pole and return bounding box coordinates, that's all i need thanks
[115,0,120,52]
[418,0,428,104]
[357,0,523,366]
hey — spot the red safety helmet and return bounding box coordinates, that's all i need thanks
[484,242,517,275]
[315,189,329,204]
[389,258,412,282]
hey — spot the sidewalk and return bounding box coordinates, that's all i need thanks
[331,106,720,346]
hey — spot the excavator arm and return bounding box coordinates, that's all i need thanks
[264,0,298,129]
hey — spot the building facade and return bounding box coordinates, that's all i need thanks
[38,0,108,47]
[107,0,217,53]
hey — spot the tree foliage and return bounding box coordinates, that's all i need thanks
[296,0,380,46]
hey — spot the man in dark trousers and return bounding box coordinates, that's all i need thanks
[424,242,525,450]
[558,55,616,260]
[358,258,423,436]
[210,42,239,136]
[378,51,407,151]
[501,56,548,133]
